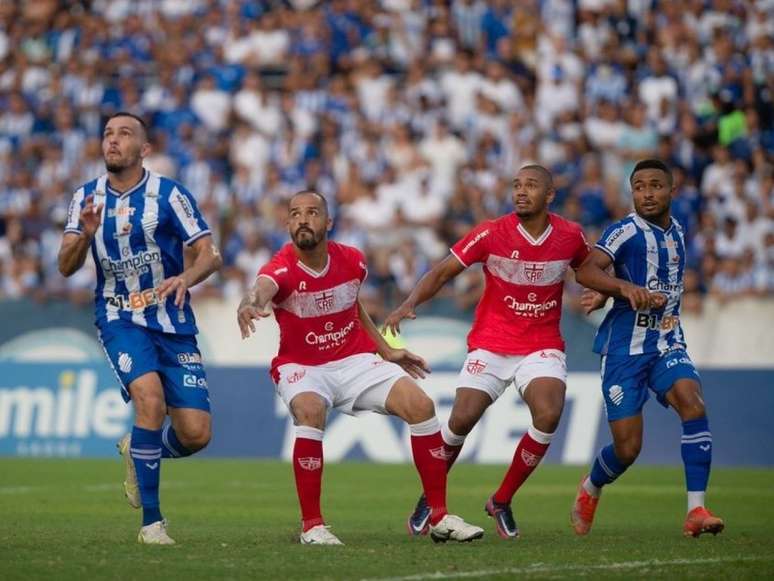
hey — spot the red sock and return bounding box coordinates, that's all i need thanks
[443,443,463,473]
[293,428,324,532]
[410,418,448,525]
[492,427,551,505]
[441,422,466,473]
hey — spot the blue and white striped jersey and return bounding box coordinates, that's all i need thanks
[64,170,211,335]
[593,213,687,356]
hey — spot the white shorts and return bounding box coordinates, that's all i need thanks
[274,353,408,417]
[456,348,567,401]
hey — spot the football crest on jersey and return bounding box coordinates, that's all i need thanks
[314,290,335,312]
[524,262,545,283]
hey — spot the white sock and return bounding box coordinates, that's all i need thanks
[441,422,466,447]
[583,476,601,498]
[687,491,705,512]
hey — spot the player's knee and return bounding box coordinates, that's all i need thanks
[448,412,478,436]
[178,423,211,451]
[614,439,641,466]
[531,407,562,433]
[404,392,436,424]
[132,392,165,427]
[291,396,327,429]
[675,396,706,421]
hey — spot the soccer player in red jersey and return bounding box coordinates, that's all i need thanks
[237,190,483,545]
[385,165,592,539]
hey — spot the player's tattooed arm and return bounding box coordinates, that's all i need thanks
[58,195,103,277]
[237,276,278,339]
[158,236,223,308]
[576,249,666,311]
[383,254,466,334]
[358,300,430,379]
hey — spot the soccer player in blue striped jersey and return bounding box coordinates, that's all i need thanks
[58,112,222,544]
[570,159,724,538]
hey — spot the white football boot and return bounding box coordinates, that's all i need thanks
[429,514,485,543]
[117,434,140,509]
[299,525,344,545]
[138,519,176,545]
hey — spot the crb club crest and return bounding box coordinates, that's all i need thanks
[466,359,487,375]
[524,262,545,283]
[429,446,455,461]
[314,290,334,312]
[521,449,541,467]
[287,370,306,384]
[297,457,322,471]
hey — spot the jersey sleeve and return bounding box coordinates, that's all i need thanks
[450,221,492,267]
[167,184,211,246]
[570,226,591,268]
[350,246,369,283]
[595,220,637,262]
[257,254,292,303]
[64,187,86,234]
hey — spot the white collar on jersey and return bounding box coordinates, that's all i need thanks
[631,212,678,233]
[516,221,553,246]
[296,255,331,278]
[105,169,149,198]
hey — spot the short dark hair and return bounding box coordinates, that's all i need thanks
[289,189,329,216]
[518,164,554,188]
[106,111,149,140]
[630,159,673,186]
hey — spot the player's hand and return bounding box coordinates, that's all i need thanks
[580,289,608,315]
[80,195,104,238]
[383,348,431,380]
[382,303,416,335]
[648,292,667,309]
[237,304,270,339]
[620,283,663,311]
[157,275,189,309]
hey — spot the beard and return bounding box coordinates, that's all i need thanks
[293,228,322,250]
[104,151,139,173]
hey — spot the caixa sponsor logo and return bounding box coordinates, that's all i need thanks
[183,375,208,389]
[0,370,130,440]
[647,278,683,293]
[305,321,355,346]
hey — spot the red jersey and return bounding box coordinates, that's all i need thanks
[450,213,589,355]
[258,241,377,377]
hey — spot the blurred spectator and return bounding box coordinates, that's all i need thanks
[0,0,770,316]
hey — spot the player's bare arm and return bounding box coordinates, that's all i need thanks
[383,254,466,334]
[357,300,430,380]
[57,194,104,277]
[157,236,223,308]
[237,275,278,339]
[576,249,666,311]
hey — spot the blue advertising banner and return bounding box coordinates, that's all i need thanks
[1,362,772,466]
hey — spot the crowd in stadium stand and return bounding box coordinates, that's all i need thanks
[0,0,772,319]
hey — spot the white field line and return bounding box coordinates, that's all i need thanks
[361,556,774,581]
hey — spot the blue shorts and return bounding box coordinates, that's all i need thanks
[600,349,700,421]
[98,320,210,412]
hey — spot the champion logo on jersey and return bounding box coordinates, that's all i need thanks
[524,262,545,283]
[466,359,487,375]
[608,385,624,406]
[118,352,133,374]
[520,449,541,467]
[314,291,335,312]
[298,457,322,471]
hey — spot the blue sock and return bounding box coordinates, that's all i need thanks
[161,423,193,458]
[681,417,712,496]
[589,444,629,489]
[131,426,163,526]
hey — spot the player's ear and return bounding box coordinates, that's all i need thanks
[326,216,333,232]
[140,141,152,159]
[546,186,556,206]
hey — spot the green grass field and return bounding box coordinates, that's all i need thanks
[1,459,773,580]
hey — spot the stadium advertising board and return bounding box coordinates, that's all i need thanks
[1,363,772,466]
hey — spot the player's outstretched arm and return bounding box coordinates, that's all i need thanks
[58,195,103,277]
[576,249,666,311]
[237,276,278,339]
[383,254,465,335]
[358,300,430,379]
[157,236,223,308]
